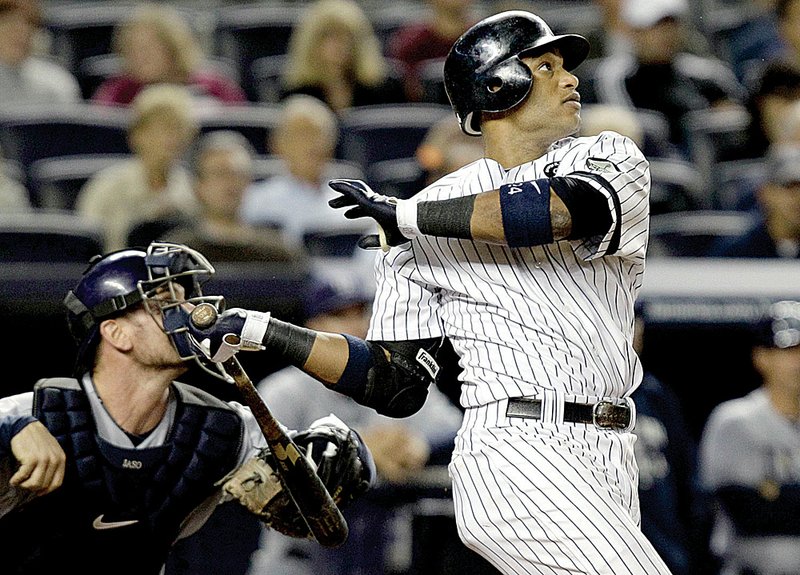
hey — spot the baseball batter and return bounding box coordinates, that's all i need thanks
[182,10,672,575]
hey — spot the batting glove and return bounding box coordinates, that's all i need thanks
[328,179,416,251]
[187,308,271,363]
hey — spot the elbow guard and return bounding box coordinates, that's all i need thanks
[360,339,440,418]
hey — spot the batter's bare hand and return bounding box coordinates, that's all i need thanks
[328,179,409,251]
[9,421,65,495]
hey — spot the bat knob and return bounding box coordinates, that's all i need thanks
[190,303,218,329]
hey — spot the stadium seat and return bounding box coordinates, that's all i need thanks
[649,157,708,214]
[647,210,755,257]
[195,104,283,155]
[336,103,452,172]
[213,3,304,101]
[0,104,130,202]
[682,107,751,194]
[0,210,103,263]
[27,153,131,210]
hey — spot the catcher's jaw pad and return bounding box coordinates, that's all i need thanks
[136,242,232,380]
[219,414,375,540]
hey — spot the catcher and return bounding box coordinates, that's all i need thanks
[0,242,374,575]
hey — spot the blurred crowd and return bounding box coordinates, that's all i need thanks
[1,0,799,574]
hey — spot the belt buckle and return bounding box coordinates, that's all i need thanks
[592,401,619,429]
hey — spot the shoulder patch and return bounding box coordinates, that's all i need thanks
[586,157,619,173]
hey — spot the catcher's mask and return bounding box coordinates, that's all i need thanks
[444,10,590,136]
[64,241,228,380]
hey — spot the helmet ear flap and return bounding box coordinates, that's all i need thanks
[462,57,533,135]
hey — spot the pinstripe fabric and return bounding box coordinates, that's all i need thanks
[366,131,671,574]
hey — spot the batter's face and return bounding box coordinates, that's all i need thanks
[516,51,582,143]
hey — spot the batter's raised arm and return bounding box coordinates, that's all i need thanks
[184,306,443,418]
[328,175,612,250]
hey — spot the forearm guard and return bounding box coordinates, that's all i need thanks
[356,339,439,418]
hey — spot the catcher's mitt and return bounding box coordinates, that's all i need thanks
[219,414,375,539]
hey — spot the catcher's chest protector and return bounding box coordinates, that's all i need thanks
[2,378,244,575]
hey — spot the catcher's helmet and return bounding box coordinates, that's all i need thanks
[64,242,225,378]
[444,11,590,136]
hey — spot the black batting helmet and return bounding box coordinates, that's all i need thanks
[444,11,590,136]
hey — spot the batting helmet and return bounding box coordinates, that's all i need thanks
[444,11,590,136]
[63,241,225,378]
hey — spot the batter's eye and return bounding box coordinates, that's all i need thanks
[487,77,503,93]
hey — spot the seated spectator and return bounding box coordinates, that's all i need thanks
[247,266,463,575]
[92,2,247,107]
[0,147,29,211]
[279,0,406,114]
[0,0,81,105]
[415,115,484,185]
[240,94,370,250]
[698,300,800,575]
[734,0,800,90]
[740,60,800,160]
[162,130,304,263]
[76,84,199,251]
[709,142,800,258]
[386,0,482,102]
[591,0,746,155]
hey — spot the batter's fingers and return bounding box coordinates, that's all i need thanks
[343,207,368,220]
[357,234,381,250]
[328,195,357,209]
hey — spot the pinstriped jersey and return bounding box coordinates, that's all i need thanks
[366,131,650,408]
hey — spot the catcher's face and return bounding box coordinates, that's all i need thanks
[516,50,582,143]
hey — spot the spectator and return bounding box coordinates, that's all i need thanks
[740,61,800,160]
[279,0,406,114]
[240,94,370,251]
[775,0,800,68]
[0,0,81,105]
[591,0,746,154]
[76,84,199,252]
[247,266,463,575]
[386,0,482,102]
[698,299,800,575]
[415,114,485,187]
[161,130,304,264]
[0,147,29,211]
[709,142,800,258]
[92,2,247,107]
[631,313,714,575]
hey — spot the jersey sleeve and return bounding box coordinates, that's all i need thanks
[366,247,443,342]
[559,131,650,260]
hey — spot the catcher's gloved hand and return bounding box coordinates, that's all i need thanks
[220,414,376,539]
[328,179,413,251]
[186,307,271,362]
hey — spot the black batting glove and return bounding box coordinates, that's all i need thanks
[328,179,409,250]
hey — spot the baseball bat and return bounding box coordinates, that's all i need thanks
[190,304,349,548]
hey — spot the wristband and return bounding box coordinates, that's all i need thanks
[240,311,271,351]
[395,199,420,239]
[499,180,553,247]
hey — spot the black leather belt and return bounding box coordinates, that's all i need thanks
[506,398,632,430]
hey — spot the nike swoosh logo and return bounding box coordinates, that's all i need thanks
[92,514,139,530]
